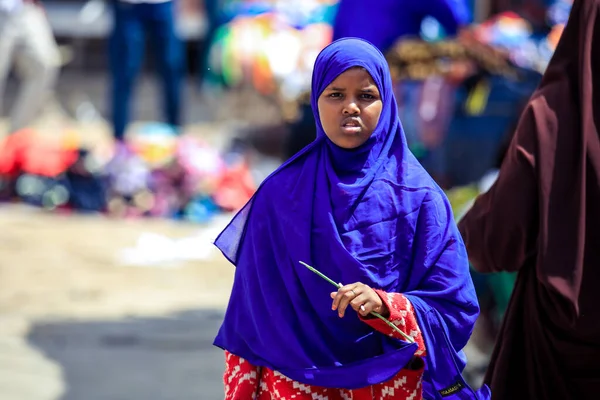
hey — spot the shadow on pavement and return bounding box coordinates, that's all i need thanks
[26,309,226,400]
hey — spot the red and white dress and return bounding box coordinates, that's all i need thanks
[223,290,427,400]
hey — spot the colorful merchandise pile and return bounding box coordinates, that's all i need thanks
[106,123,256,221]
[385,35,517,83]
[207,0,337,100]
[385,3,572,83]
[467,1,572,74]
[0,128,106,212]
[0,124,257,223]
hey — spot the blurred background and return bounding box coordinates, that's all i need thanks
[0,0,571,399]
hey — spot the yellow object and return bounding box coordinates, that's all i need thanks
[465,79,491,116]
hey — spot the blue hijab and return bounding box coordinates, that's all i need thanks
[214,38,489,398]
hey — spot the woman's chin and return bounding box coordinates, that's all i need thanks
[328,135,368,150]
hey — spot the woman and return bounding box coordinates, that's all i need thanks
[214,38,488,399]
[458,0,600,398]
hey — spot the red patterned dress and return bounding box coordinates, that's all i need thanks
[223,290,427,400]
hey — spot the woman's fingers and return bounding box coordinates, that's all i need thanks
[334,285,360,317]
[330,283,378,318]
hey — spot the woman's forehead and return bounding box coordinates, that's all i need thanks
[327,67,379,88]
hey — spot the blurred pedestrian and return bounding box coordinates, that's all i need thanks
[458,0,600,398]
[0,0,61,134]
[108,0,184,156]
[333,0,471,53]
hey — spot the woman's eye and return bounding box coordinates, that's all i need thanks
[329,92,342,98]
[361,94,375,100]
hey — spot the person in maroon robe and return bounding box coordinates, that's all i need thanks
[458,0,600,398]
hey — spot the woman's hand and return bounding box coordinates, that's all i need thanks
[330,283,389,318]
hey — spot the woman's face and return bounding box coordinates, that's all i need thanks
[317,67,383,149]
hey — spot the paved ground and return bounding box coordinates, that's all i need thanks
[0,206,234,400]
[1,312,228,400]
[26,310,226,400]
[0,319,65,400]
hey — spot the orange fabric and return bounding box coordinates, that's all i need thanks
[0,129,77,177]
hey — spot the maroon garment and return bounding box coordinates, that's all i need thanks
[458,0,600,398]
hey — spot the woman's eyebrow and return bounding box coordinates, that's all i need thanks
[327,86,346,91]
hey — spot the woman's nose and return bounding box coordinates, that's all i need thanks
[342,99,360,115]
